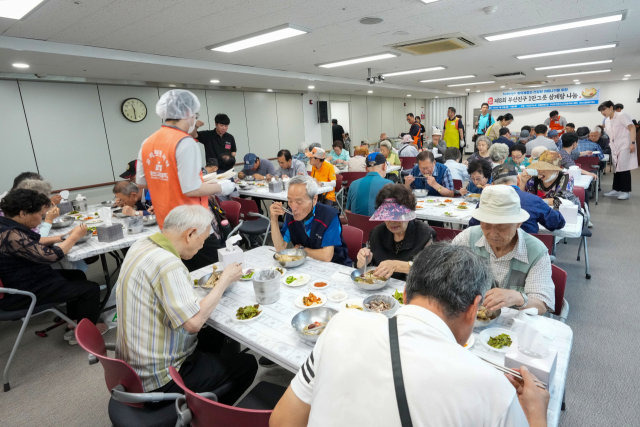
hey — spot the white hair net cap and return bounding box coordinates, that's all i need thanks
[156,89,200,120]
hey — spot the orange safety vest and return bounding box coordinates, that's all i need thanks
[412,124,422,149]
[548,116,565,135]
[140,125,207,228]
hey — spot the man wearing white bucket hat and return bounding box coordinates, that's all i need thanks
[452,186,554,314]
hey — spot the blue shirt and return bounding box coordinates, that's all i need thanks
[477,113,495,135]
[492,136,514,150]
[410,162,453,196]
[281,205,343,247]
[466,177,491,194]
[469,185,566,233]
[577,138,605,160]
[346,172,393,216]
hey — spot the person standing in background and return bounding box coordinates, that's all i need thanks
[475,102,495,136]
[544,110,567,136]
[195,113,237,165]
[415,116,426,148]
[443,107,463,149]
[485,114,514,142]
[331,119,345,146]
[599,100,637,200]
[404,113,422,148]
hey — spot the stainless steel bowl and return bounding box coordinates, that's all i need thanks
[413,189,428,198]
[142,214,157,226]
[291,307,338,344]
[100,200,115,207]
[350,269,388,291]
[113,211,128,219]
[61,229,92,243]
[51,216,74,229]
[474,307,502,329]
[273,248,306,268]
[363,294,399,318]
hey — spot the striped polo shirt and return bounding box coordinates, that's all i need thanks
[115,232,200,391]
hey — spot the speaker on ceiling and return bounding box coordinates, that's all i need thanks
[317,101,328,123]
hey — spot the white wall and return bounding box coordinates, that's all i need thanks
[467,81,640,134]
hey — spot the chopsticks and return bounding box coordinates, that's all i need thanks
[476,355,547,390]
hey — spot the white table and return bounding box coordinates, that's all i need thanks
[572,174,593,189]
[196,246,572,427]
[413,195,475,225]
[237,183,332,202]
[335,164,401,173]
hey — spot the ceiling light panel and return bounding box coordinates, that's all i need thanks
[534,59,613,71]
[546,69,611,78]
[0,0,45,19]
[447,80,495,87]
[485,13,624,42]
[12,63,30,69]
[208,24,307,53]
[382,66,445,77]
[419,75,475,83]
[517,43,617,60]
[318,53,397,68]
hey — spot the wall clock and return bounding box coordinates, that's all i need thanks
[121,98,147,122]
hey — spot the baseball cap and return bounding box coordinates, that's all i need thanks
[547,129,559,137]
[519,129,530,139]
[119,160,137,179]
[305,147,327,159]
[366,152,386,167]
[244,153,258,167]
[491,163,518,182]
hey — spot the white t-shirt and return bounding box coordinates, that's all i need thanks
[291,305,528,427]
[136,134,203,194]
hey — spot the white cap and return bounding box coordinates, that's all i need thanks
[156,89,200,120]
[471,186,530,224]
[431,127,442,136]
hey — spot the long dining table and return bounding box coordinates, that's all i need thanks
[194,245,572,427]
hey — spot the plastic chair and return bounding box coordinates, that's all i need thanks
[171,366,284,427]
[231,197,271,247]
[431,226,462,242]
[1,281,76,391]
[551,265,569,321]
[334,173,345,211]
[74,319,180,427]
[575,157,600,204]
[344,211,383,243]
[531,232,555,256]
[341,225,364,265]
[220,200,241,228]
[339,172,367,190]
[400,156,417,172]
[572,186,592,279]
[453,179,463,190]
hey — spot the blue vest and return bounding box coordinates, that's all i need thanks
[412,162,448,196]
[284,204,352,266]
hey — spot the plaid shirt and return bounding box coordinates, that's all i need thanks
[410,162,454,196]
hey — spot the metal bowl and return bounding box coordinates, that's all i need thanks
[291,307,338,344]
[413,189,428,198]
[350,269,388,291]
[113,212,128,219]
[273,248,306,268]
[142,214,157,226]
[363,294,399,318]
[100,200,115,207]
[61,228,92,244]
[474,307,502,329]
[51,216,74,229]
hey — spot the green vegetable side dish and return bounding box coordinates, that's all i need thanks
[236,304,262,320]
[285,275,296,284]
[392,289,404,304]
[241,270,254,279]
[487,333,512,349]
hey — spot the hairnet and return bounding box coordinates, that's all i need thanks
[155,89,200,120]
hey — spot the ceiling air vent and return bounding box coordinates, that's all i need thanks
[518,80,549,86]
[492,72,527,80]
[393,35,475,55]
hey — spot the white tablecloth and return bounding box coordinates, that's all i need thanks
[573,174,593,189]
[196,246,572,427]
[238,183,332,202]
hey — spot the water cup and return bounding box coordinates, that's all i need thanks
[252,269,281,304]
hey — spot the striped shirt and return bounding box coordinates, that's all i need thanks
[115,232,200,391]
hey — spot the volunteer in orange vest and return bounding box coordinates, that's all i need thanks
[136,90,236,268]
[543,110,567,136]
[443,106,464,149]
[405,113,422,149]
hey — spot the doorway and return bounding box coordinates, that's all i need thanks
[330,101,351,152]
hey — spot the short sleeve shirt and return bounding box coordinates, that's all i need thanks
[241,159,277,177]
[311,161,336,201]
[280,206,343,247]
[346,172,393,215]
[196,130,236,162]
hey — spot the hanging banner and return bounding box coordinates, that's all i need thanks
[486,86,600,110]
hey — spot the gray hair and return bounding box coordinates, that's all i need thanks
[493,176,518,185]
[379,140,392,151]
[406,243,492,317]
[488,143,509,163]
[308,142,322,151]
[112,181,139,196]
[288,175,318,200]
[163,205,213,234]
[476,135,492,148]
[531,146,547,159]
[591,127,602,135]
[16,178,52,196]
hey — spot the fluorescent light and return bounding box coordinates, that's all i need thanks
[168,84,177,87]
[382,66,445,77]
[307,85,315,90]
[517,43,617,60]
[267,89,273,92]
[420,0,440,3]
[209,79,220,84]
[12,63,30,69]
[447,80,496,87]
[367,90,373,94]
[622,78,629,81]
[318,53,397,69]
[419,74,475,83]
[208,24,307,53]
[500,85,506,88]
[435,96,439,98]
[0,0,45,19]
[546,69,611,78]
[624,74,631,77]
[485,13,623,42]
[406,94,412,97]
[573,79,580,82]
[465,89,471,91]
[475,90,481,92]
[534,59,613,71]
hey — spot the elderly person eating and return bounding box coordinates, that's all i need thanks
[113,181,152,217]
[306,147,337,204]
[270,243,549,427]
[404,151,454,197]
[452,185,555,314]
[269,175,351,265]
[356,184,435,280]
[459,159,492,196]
[379,140,401,180]
[467,135,492,163]
[116,204,257,401]
[520,150,579,206]
[505,144,530,173]
[328,140,350,165]
[347,145,369,172]
[345,153,392,216]
[0,189,105,341]
[398,134,419,158]
[488,142,510,167]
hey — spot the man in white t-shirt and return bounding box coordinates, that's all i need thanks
[270,243,549,427]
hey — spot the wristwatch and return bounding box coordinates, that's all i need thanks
[515,291,528,309]
[407,260,413,268]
